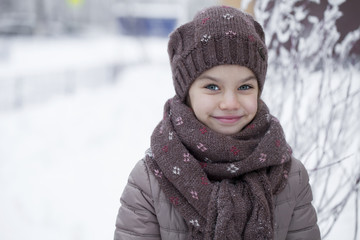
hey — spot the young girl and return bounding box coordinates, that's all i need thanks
[114,6,321,240]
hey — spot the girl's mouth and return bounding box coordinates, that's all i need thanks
[213,116,242,124]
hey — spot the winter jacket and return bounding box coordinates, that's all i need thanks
[114,157,321,240]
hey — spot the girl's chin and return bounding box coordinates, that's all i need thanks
[209,125,244,135]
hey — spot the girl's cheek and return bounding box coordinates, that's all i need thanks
[245,96,258,113]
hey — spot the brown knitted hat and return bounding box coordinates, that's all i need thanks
[168,6,268,101]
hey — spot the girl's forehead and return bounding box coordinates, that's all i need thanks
[196,65,257,82]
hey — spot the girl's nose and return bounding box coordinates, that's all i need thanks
[219,92,241,110]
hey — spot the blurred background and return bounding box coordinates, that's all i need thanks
[0,0,359,239]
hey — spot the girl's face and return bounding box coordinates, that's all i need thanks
[188,65,259,135]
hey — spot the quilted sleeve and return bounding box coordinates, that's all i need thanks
[286,160,321,240]
[114,160,161,240]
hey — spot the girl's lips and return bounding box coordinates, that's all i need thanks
[213,116,242,124]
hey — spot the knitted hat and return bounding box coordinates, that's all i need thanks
[168,6,268,101]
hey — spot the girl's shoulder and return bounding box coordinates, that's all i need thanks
[128,158,164,200]
[275,157,312,203]
[288,157,310,184]
[126,158,154,198]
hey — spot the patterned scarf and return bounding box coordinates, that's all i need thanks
[146,96,292,240]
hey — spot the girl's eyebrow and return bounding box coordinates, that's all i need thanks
[196,75,220,82]
[197,75,257,83]
[240,76,257,83]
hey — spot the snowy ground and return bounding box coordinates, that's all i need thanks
[0,36,173,240]
[0,35,358,239]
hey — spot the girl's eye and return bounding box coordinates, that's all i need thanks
[206,84,220,91]
[239,85,252,90]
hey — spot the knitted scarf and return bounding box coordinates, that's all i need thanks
[146,96,292,240]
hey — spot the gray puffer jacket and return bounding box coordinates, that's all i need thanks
[114,157,321,240]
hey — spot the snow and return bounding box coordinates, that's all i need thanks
[0,35,142,77]
[0,36,173,240]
